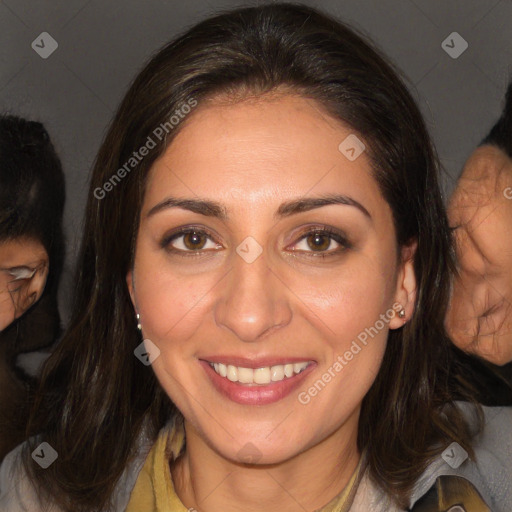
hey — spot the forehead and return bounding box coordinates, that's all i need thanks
[0,238,48,266]
[143,94,386,221]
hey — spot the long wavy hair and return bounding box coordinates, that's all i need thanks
[23,3,484,510]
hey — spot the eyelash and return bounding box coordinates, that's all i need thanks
[292,226,352,258]
[160,225,352,259]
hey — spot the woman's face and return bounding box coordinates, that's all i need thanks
[128,93,416,464]
[0,237,49,331]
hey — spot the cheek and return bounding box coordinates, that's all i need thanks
[291,255,394,390]
[292,272,392,420]
[134,261,219,346]
[292,258,394,344]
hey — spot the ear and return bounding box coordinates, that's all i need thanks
[389,240,417,330]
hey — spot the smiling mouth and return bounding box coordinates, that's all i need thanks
[207,361,311,385]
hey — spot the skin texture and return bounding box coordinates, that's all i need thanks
[446,145,512,366]
[0,238,48,332]
[127,93,417,512]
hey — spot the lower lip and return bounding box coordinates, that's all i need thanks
[199,360,316,405]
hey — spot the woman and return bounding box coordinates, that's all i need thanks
[0,115,65,462]
[1,3,510,511]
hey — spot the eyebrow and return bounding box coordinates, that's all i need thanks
[146,193,371,221]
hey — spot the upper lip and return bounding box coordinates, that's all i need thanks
[200,355,315,369]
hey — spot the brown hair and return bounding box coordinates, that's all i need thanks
[23,3,483,510]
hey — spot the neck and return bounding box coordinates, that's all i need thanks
[170,409,361,512]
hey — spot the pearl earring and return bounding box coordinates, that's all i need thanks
[136,313,142,331]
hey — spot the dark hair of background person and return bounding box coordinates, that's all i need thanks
[480,79,512,158]
[0,114,65,312]
[22,3,487,511]
[0,115,66,458]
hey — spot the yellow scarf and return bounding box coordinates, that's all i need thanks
[126,417,365,512]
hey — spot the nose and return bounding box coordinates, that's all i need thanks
[214,245,292,342]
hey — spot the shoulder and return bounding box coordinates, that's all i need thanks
[410,403,512,511]
[110,426,156,510]
[0,424,155,512]
[0,441,56,511]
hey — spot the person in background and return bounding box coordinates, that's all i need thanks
[0,115,65,461]
[446,80,512,398]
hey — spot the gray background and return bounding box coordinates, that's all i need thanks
[1,0,511,322]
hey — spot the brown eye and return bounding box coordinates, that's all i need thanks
[305,233,332,252]
[163,228,221,255]
[182,231,207,250]
[289,227,352,258]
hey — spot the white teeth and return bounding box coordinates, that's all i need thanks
[238,367,253,384]
[209,361,310,385]
[271,365,284,381]
[227,365,238,382]
[253,367,270,384]
[294,362,306,373]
